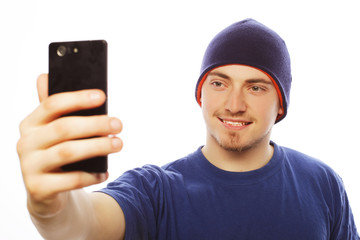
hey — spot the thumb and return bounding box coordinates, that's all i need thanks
[37,74,48,102]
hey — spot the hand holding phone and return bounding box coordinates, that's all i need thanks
[17,73,122,218]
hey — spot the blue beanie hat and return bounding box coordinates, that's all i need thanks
[195,18,291,123]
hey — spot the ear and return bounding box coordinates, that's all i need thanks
[278,106,284,116]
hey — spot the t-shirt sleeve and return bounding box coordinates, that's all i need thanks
[97,165,167,240]
[328,172,360,239]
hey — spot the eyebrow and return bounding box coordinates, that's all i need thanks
[208,71,231,80]
[245,79,273,85]
[208,71,273,85]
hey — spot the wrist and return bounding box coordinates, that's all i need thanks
[27,192,69,219]
[28,190,96,240]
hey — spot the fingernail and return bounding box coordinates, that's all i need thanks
[89,92,101,101]
[94,173,107,182]
[110,118,122,131]
[112,138,122,149]
[100,173,107,182]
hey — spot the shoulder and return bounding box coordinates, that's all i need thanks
[162,147,203,172]
[276,144,348,218]
[108,148,202,187]
[280,144,336,173]
[277,144,345,192]
[277,144,359,237]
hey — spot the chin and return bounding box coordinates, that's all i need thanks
[213,129,271,153]
[218,139,257,153]
[219,143,253,153]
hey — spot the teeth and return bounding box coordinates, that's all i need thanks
[223,120,248,126]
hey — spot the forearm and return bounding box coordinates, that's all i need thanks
[29,190,97,240]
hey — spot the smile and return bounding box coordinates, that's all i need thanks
[222,120,250,126]
[219,118,252,129]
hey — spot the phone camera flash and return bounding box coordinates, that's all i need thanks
[73,48,79,53]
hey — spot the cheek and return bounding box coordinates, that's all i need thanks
[260,99,280,121]
[201,84,224,108]
[249,94,280,119]
[201,97,213,120]
[201,89,219,121]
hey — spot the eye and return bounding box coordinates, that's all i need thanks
[212,81,224,87]
[251,86,261,91]
[250,86,266,92]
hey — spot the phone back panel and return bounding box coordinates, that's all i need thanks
[49,40,108,172]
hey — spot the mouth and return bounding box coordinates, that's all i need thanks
[218,118,252,129]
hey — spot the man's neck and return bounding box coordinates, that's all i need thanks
[201,136,274,172]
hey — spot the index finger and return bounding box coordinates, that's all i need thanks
[22,89,106,129]
[37,74,49,102]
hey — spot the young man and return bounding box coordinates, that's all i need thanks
[17,19,359,239]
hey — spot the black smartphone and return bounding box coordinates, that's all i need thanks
[49,40,108,173]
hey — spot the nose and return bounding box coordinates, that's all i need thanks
[225,88,247,114]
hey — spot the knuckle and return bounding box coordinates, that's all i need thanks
[24,177,42,198]
[41,97,57,112]
[56,144,74,161]
[66,173,89,190]
[26,182,39,197]
[18,118,35,138]
[19,152,40,176]
[94,138,106,151]
[52,119,70,139]
[72,175,85,189]
[92,115,109,133]
[18,119,27,134]
[90,137,110,155]
[16,133,31,155]
[16,138,25,155]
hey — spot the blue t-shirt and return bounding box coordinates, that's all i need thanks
[100,142,359,239]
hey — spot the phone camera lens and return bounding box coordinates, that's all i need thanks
[57,46,67,57]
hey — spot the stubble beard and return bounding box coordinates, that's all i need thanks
[210,124,272,153]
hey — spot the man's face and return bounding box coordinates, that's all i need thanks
[201,65,283,152]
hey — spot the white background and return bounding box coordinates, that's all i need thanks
[1,0,359,238]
